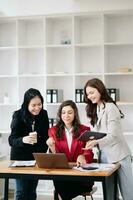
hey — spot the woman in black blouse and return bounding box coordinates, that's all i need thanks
[8,88,49,200]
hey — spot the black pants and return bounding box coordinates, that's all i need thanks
[15,179,38,200]
[53,180,94,200]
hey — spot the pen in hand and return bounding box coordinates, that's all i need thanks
[77,161,81,168]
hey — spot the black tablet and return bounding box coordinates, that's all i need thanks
[78,131,107,142]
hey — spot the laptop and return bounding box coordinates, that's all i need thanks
[33,153,72,169]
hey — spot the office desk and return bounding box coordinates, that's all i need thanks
[0,160,120,200]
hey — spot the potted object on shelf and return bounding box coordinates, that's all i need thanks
[3,93,10,104]
[60,30,71,45]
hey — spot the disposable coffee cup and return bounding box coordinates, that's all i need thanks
[29,131,37,143]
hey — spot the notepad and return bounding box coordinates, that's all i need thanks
[10,160,36,167]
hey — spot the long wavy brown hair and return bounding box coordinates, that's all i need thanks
[56,100,81,139]
[83,78,124,126]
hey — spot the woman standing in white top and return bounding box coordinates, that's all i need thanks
[83,78,133,200]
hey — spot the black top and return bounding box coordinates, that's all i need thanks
[8,109,49,160]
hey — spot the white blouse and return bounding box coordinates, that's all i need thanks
[65,127,73,151]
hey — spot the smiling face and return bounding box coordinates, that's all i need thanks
[86,86,102,105]
[61,105,75,128]
[28,96,42,116]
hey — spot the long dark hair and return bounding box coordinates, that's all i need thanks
[20,88,44,124]
[56,100,81,139]
[83,78,124,126]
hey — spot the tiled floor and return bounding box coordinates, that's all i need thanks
[9,193,53,200]
[8,192,99,200]
[8,194,100,200]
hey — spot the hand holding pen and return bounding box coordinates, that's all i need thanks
[76,155,86,168]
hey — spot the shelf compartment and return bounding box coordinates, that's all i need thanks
[74,15,103,44]
[19,77,45,104]
[105,75,133,102]
[46,17,72,45]
[46,47,73,74]
[104,13,133,43]
[18,18,44,46]
[0,77,18,104]
[46,104,59,119]
[19,48,44,75]
[0,19,16,47]
[46,76,74,101]
[0,105,17,131]
[0,49,17,75]
[104,44,133,73]
[75,75,103,89]
[75,47,103,73]
[75,46,103,74]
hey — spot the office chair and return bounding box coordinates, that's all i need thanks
[54,187,97,200]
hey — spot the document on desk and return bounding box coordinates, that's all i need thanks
[10,160,36,167]
[73,163,116,172]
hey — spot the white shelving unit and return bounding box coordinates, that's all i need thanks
[0,10,133,198]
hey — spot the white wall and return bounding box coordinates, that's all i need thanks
[0,0,133,17]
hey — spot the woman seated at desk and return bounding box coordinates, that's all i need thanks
[47,100,94,200]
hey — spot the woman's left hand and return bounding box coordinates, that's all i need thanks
[76,155,86,167]
[83,140,98,150]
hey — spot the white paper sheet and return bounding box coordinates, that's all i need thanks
[10,160,36,167]
[73,163,115,172]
